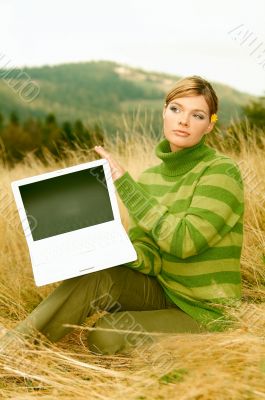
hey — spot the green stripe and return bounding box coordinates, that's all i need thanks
[191,196,244,228]
[231,222,243,234]
[138,175,197,196]
[136,260,146,272]
[148,250,155,275]
[128,226,147,241]
[188,206,236,235]
[162,257,240,276]
[169,198,192,213]
[138,171,178,185]
[160,284,229,311]
[162,270,241,287]
[139,170,201,187]
[199,174,243,200]
[137,183,172,196]
[185,218,210,253]
[209,231,242,247]
[194,185,243,214]
[203,162,242,183]
[159,278,241,300]
[159,192,192,206]
[162,246,242,263]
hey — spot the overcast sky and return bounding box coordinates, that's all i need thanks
[1,0,264,96]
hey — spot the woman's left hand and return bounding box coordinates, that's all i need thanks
[94,145,126,182]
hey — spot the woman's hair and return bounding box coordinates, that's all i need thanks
[164,75,218,117]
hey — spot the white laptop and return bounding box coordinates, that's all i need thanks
[11,158,137,286]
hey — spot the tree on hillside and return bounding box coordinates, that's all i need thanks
[73,120,87,144]
[0,109,106,165]
[23,117,43,150]
[42,113,62,154]
[61,120,76,146]
[1,112,36,164]
[9,111,19,126]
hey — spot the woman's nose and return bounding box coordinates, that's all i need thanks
[179,117,189,126]
[177,112,189,126]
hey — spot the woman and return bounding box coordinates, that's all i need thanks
[1,75,244,355]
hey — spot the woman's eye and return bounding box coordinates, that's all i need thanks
[169,106,180,113]
[194,114,204,120]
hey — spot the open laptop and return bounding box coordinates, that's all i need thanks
[11,158,137,286]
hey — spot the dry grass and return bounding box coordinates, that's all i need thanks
[0,120,265,399]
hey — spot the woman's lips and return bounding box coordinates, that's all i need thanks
[172,130,190,137]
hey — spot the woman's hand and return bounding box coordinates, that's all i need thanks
[94,145,126,182]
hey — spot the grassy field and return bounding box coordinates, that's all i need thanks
[0,125,265,399]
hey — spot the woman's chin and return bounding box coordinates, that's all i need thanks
[167,137,191,152]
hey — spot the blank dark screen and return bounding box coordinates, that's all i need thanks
[19,166,114,241]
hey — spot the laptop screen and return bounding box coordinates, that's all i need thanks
[19,165,114,241]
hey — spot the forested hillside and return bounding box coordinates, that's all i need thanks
[0,60,259,166]
[0,60,255,131]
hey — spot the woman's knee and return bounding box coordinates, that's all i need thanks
[87,310,149,355]
[87,314,126,355]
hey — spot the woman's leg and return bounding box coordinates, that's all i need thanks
[12,265,174,342]
[87,308,207,355]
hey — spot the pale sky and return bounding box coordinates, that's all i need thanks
[1,0,265,96]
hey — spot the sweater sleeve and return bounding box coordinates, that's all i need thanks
[123,223,162,276]
[114,162,244,259]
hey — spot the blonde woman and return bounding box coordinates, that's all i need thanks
[1,76,244,355]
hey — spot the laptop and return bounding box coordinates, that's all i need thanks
[11,158,137,286]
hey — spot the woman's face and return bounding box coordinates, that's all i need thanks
[162,95,215,152]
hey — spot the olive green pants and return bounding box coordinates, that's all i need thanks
[14,265,206,354]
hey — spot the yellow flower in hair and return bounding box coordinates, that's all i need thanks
[211,113,218,123]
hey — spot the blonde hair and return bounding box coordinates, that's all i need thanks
[164,75,218,118]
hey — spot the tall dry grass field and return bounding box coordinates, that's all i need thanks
[0,123,265,399]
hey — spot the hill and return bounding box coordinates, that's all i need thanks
[0,60,256,135]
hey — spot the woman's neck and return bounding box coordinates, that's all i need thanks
[155,135,215,176]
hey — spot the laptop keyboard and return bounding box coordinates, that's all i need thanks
[33,230,125,263]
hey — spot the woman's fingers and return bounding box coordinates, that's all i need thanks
[94,146,110,160]
[94,146,125,181]
[94,146,113,164]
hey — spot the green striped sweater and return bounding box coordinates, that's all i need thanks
[114,135,244,332]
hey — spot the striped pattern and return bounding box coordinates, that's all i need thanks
[114,136,244,332]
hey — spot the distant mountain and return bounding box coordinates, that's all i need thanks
[0,60,255,135]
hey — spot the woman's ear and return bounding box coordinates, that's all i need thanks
[205,121,215,134]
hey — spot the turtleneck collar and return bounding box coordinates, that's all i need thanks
[155,135,215,176]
